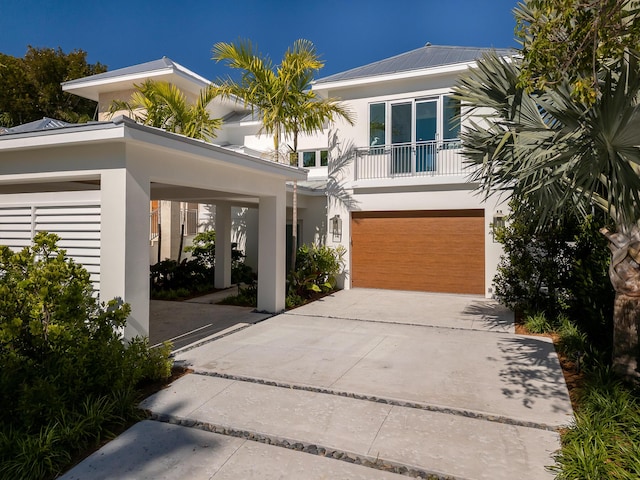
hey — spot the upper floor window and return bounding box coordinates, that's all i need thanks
[369,103,385,146]
[368,95,460,146]
[299,149,328,168]
[443,96,461,140]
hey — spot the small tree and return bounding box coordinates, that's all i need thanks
[212,39,354,270]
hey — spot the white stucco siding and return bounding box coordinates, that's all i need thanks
[294,195,327,247]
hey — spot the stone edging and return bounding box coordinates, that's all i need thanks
[192,369,559,432]
[148,412,460,480]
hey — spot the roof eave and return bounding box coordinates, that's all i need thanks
[312,62,476,92]
[62,65,211,102]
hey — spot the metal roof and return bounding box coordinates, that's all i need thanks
[62,57,174,86]
[61,57,210,88]
[314,44,514,85]
[0,117,73,135]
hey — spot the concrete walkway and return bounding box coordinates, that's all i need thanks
[61,289,573,480]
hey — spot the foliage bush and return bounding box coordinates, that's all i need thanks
[152,229,255,299]
[568,215,614,352]
[287,244,346,303]
[150,258,213,297]
[493,199,576,318]
[218,244,346,308]
[0,233,171,480]
[494,200,614,350]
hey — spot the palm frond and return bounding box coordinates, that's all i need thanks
[455,50,640,230]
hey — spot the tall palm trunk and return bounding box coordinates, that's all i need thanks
[602,226,640,379]
[290,129,299,273]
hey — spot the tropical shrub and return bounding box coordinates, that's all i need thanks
[493,199,576,318]
[153,230,254,299]
[0,232,171,480]
[184,229,217,268]
[287,244,346,303]
[150,258,213,298]
[568,215,614,352]
[494,200,613,348]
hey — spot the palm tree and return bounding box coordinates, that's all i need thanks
[108,80,222,141]
[212,39,354,270]
[454,52,640,378]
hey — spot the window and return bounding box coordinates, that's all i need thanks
[443,96,461,140]
[302,151,316,167]
[368,94,461,146]
[369,103,385,146]
[299,149,329,168]
[320,150,328,166]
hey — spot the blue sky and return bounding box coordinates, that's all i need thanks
[0,0,519,81]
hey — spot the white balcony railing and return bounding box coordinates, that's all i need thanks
[354,139,464,180]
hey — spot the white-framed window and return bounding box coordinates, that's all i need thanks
[298,149,328,168]
[368,94,460,146]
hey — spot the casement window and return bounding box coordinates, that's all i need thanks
[299,149,329,168]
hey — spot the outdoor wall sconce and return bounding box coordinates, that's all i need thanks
[330,214,342,241]
[491,210,506,242]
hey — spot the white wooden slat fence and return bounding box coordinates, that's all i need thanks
[0,192,101,290]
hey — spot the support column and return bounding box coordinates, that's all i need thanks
[160,200,181,260]
[100,167,150,340]
[215,202,232,289]
[258,190,286,313]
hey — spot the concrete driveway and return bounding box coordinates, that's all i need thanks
[149,288,272,350]
[61,289,573,480]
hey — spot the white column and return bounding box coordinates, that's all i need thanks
[160,200,181,261]
[257,190,286,312]
[215,202,232,289]
[100,167,150,340]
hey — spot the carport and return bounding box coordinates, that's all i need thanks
[0,116,307,339]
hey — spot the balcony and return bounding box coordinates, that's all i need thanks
[354,139,464,181]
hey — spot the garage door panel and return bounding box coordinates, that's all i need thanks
[351,210,484,295]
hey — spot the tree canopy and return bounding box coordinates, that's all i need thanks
[0,46,106,127]
[212,38,353,161]
[515,0,640,102]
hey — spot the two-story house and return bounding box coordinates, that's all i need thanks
[311,44,511,297]
[0,44,510,338]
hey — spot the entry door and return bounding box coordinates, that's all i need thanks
[391,102,412,174]
[415,100,437,172]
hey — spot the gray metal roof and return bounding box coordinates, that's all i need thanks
[315,44,514,85]
[0,117,72,135]
[61,57,207,87]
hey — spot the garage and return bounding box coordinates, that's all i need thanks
[350,210,485,295]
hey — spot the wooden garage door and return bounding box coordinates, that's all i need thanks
[351,210,485,294]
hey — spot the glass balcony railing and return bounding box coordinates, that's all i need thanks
[354,139,465,180]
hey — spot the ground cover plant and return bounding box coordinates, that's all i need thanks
[0,233,172,480]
